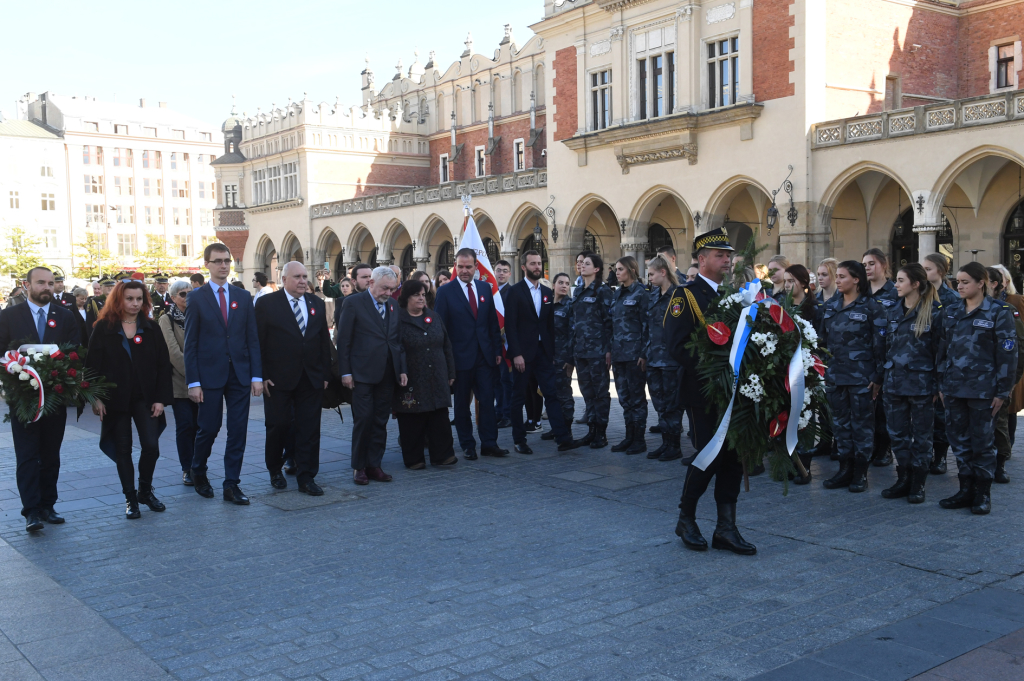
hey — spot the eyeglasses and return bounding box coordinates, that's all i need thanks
[207,258,232,266]
[177,291,189,298]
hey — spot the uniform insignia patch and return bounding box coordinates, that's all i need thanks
[974,319,994,328]
[623,299,637,306]
[582,297,596,303]
[1003,339,1016,351]
[849,312,867,322]
[671,303,682,317]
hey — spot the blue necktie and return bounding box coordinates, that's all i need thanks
[36,308,46,342]
[292,298,306,335]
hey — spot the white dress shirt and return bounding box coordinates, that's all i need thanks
[526,278,543,340]
[285,291,308,330]
[460,278,481,304]
[698,273,720,293]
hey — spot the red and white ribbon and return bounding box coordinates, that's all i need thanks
[1,351,45,422]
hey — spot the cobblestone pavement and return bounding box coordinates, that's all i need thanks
[1,383,1023,681]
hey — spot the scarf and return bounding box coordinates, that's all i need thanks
[168,303,185,330]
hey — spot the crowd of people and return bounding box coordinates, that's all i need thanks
[0,235,1019,554]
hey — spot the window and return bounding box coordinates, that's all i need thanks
[141,150,162,169]
[112,148,133,167]
[172,129,185,140]
[113,177,133,196]
[200,209,214,227]
[143,178,151,196]
[115,124,128,135]
[185,208,190,225]
[475,146,486,178]
[708,37,739,109]
[439,154,449,183]
[143,127,156,138]
[253,169,266,205]
[997,44,1015,89]
[173,208,181,226]
[113,205,132,224]
[225,184,238,207]
[667,51,675,114]
[171,180,188,198]
[638,59,648,120]
[85,204,104,223]
[156,179,162,196]
[145,206,153,225]
[170,153,177,170]
[84,175,103,194]
[157,207,164,225]
[284,163,298,199]
[198,181,206,199]
[174,235,193,257]
[86,122,99,132]
[116,233,136,256]
[43,229,57,249]
[513,139,525,172]
[591,70,612,130]
[82,146,103,165]
[8,191,18,209]
[40,166,52,177]
[201,132,212,141]
[40,193,55,211]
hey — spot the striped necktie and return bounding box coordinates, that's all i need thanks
[377,300,386,321]
[292,298,305,335]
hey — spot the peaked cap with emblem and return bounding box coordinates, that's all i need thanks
[693,227,735,252]
[154,274,170,284]
[98,274,116,286]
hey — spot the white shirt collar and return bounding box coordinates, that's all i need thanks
[26,299,50,317]
[285,290,303,304]
[698,273,720,293]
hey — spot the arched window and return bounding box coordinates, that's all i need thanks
[520,233,549,278]
[482,237,499,266]
[511,71,520,113]
[437,241,454,270]
[645,223,673,259]
[492,79,502,118]
[437,94,445,132]
[368,246,378,268]
[534,66,546,108]
[400,244,415,279]
[1004,200,1024,290]
[724,221,753,253]
[583,229,599,255]
[892,208,953,268]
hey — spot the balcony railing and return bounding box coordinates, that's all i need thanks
[812,90,1024,149]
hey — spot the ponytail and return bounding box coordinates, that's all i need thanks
[898,263,938,338]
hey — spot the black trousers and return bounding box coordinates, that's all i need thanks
[511,344,572,445]
[679,402,743,507]
[105,400,162,495]
[397,409,454,466]
[10,408,67,516]
[351,357,395,470]
[265,372,323,484]
[525,375,543,422]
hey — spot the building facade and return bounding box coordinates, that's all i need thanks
[217,0,1024,288]
[10,92,222,276]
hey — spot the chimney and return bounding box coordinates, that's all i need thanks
[158,102,168,108]
[139,98,146,108]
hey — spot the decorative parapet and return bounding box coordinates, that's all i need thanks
[812,90,1024,149]
[309,168,547,219]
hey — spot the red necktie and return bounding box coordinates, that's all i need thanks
[467,282,477,319]
[219,287,228,325]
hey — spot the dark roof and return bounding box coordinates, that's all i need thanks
[211,151,246,165]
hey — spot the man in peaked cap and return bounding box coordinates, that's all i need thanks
[151,274,173,315]
[85,274,117,337]
[663,228,756,557]
[52,274,76,311]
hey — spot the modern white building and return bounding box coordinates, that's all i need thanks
[11,92,223,276]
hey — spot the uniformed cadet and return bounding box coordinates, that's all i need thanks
[609,256,649,455]
[881,264,944,504]
[923,253,961,474]
[821,260,887,494]
[571,252,613,448]
[985,266,1024,485]
[51,275,76,311]
[667,228,755,556]
[937,262,1018,515]
[85,274,117,336]
[642,256,682,462]
[863,249,899,468]
[546,273,577,436]
[813,259,842,460]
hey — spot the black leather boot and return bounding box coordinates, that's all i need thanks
[995,455,1010,484]
[971,478,992,515]
[711,503,757,555]
[675,497,707,551]
[929,445,948,475]
[658,433,682,462]
[611,422,634,452]
[823,459,853,489]
[939,476,974,509]
[627,423,647,455]
[590,424,608,449]
[138,481,166,512]
[848,459,869,493]
[907,467,927,504]
[125,491,141,520]
[881,466,910,499]
[647,433,669,459]
[578,423,595,446]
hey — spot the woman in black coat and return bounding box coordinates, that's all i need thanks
[86,280,174,519]
[393,279,457,469]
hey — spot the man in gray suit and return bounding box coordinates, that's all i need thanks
[337,266,407,485]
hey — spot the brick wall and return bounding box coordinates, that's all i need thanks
[214,229,248,264]
[957,1,1024,98]
[359,162,430,198]
[552,47,578,141]
[217,209,245,227]
[426,112,547,183]
[753,0,795,101]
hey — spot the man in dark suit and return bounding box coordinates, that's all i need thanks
[85,275,115,336]
[434,248,507,460]
[51,275,75,311]
[184,243,263,505]
[504,250,578,455]
[256,261,333,495]
[151,275,173,315]
[337,266,407,485]
[664,228,755,556]
[0,267,81,532]
[332,263,372,341]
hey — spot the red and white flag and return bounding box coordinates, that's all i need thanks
[460,202,506,352]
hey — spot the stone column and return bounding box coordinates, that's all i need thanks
[548,246,574,283]
[414,255,430,275]
[914,225,941,258]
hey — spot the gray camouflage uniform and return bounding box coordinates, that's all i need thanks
[883,301,944,471]
[933,283,962,453]
[572,280,613,425]
[644,286,682,437]
[821,294,887,464]
[871,280,900,458]
[552,296,576,426]
[611,280,649,426]
[938,297,1018,480]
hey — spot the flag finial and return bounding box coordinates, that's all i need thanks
[462,194,471,217]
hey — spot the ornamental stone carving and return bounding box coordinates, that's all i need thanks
[963,100,1006,122]
[616,143,698,174]
[620,242,650,252]
[706,3,736,24]
[591,40,612,57]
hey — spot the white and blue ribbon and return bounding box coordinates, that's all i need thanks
[691,280,806,471]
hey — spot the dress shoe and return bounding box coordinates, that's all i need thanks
[366,467,393,482]
[182,470,194,486]
[138,482,166,512]
[125,491,141,520]
[223,485,250,505]
[463,447,478,461]
[40,508,65,524]
[675,498,706,551]
[650,424,662,433]
[540,430,556,440]
[408,462,426,470]
[284,460,297,475]
[496,417,512,429]
[711,503,757,555]
[191,470,215,498]
[353,469,369,485]
[437,456,458,465]
[299,480,324,496]
[270,471,287,489]
[575,417,588,424]
[481,445,509,458]
[557,439,580,452]
[514,442,534,455]
[25,511,44,533]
